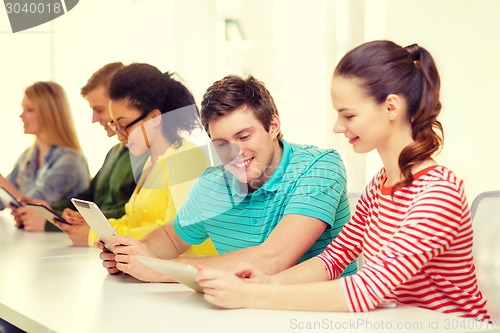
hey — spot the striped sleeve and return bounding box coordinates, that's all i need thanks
[316,172,379,279]
[341,181,464,312]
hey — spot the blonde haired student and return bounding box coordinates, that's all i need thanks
[196,40,490,321]
[0,81,89,230]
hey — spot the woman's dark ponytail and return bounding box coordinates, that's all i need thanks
[396,44,443,189]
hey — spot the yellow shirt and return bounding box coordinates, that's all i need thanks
[88,140,216,256]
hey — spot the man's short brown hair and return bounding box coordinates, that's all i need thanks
[80,62,124,97]
[200,75,283,141]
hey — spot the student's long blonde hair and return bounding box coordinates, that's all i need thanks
[24,81,82,153]
[16,82,84,182]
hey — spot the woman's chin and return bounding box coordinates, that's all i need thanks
[127,144,145,156]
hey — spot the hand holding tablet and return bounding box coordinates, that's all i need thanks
[71,198,117,251]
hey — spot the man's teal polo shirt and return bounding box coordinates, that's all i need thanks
[173,140,357,276]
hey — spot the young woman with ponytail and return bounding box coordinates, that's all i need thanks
[195,40,491,321]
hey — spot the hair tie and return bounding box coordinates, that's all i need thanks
[404,43,420,64]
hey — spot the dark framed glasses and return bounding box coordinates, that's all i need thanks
[107,112,150,136]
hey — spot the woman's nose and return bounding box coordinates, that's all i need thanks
[333,119,345,134]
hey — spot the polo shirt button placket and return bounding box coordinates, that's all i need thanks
[249,192,263,241]
[250,217,260,242]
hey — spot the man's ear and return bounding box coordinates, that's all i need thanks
[269,114,281,138]
[385,94,402,121]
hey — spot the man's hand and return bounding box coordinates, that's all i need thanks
[61,208,86,225]
[98,235,176,282]
[54,209,90,246]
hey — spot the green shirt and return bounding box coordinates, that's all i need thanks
[46,143,137,231]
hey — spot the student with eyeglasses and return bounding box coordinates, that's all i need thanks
[52,63,216,257]
[107,111,149,136]
[10,63,140,235]
[0,81,89,231]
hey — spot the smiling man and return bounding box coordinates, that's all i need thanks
[100,75,357,281]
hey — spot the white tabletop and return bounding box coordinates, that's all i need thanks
[1,211,498,333]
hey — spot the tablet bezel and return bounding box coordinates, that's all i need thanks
[26,203,69,224]
[71,198,117,250]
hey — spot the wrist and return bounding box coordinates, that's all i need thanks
[268,274,280,285]
[242,282,258,308]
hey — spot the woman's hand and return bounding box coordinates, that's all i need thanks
[10,206,25,229]
[232,262,274,284]
[196,266,252,309]
[11,205,46,231]
[10,197,52,231]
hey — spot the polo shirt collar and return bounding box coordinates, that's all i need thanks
[257,140,290,194]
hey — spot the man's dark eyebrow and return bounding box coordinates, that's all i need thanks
[233,127,253,136]
[212,127,254,141]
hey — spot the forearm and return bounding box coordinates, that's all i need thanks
[175,244,284,274]
[244,279,349,312]
[141,225,187,259]
[272,257,330,284]
[176,219,330,274]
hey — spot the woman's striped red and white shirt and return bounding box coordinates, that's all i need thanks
[317,165,490,321]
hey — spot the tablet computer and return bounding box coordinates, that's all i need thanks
[136,256,202,293]
[26,203,69,224]
[71,198,117,250]
[0,187,22,208]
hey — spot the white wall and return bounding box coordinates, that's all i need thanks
[0,9,52,174]
[52,0,178,175]
[0,0,498,202]
[363,0,500,201]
